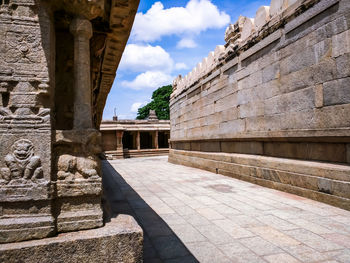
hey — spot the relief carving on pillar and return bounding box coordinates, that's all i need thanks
[55,130,102,181]
[57,154,99,180]
[0,81,50,126]
[5,31,41,64]
[0,139,43,183]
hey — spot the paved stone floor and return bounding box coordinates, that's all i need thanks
[102,156,350,263]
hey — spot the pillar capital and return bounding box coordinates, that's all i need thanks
[70,17,93,39]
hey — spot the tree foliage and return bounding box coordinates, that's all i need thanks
[136,85,172,120]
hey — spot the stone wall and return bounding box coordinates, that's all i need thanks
[169,0,350,210]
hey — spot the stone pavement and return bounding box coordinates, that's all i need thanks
[102,156,350,263]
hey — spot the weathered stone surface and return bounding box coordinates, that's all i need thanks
[241,18,255,41]
[323,77,350,106]
[270,0,285,17]
[0,0,54,242]
[255,6,270,30]
[0,215,143,263]
[0,1,142,259]
[170,0,350,210]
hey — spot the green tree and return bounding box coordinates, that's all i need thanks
[136,85,172,120]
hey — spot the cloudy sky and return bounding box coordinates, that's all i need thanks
[103,0,270,120]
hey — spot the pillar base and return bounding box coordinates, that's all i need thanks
[0,214,55,244]
[0,215,143,263]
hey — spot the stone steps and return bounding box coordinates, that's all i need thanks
[105,149,169,159]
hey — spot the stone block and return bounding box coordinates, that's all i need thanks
[336,53,350,78]
[255,6,270,30]
[219,107,239,122]
[323,77,350,106]
[221,141,263,155]
[239,101,264,118]
[265,87,315,115]
[219,119,246,135]
[309,58,337,85]
[313,104,350,128]
[314,84,324,108]
[263,142,347,163]
[0,215,143,263]
[200,141,220,152]
[280,46,316,75]
[262,63,280,83]
[260,80,281,100]
[332,29,350,58]
[214,93,237,113]
[270,0,285,17]
[0,215,55,244]
[241,18,255,41]
[279,66,314,94]
[247,70,263,88]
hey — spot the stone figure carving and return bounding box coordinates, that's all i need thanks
[57,154,99,180]
[0,139,43,182]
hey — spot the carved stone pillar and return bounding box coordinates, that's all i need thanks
[116,130,124,158]
[136,131,140,150]
[154,130,159,149]
[70,18,93,129]
[53,17,102,233]
[0,0,54,243]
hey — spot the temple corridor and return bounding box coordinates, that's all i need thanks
[102,157,350,263]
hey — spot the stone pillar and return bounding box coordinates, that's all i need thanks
[154,131,159,149]
[0,0,54,243]
[116,130,124,158]
[136,131,140,150]
[116,130,124,151]
[70,18,93,129]
[54,18,102,234]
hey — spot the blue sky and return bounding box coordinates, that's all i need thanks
[103,0,270,120]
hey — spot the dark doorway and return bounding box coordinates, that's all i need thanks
[158,132,169,148]
[123,131,135,149]
[140,132,152,149]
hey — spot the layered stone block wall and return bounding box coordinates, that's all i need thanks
[169,0,350,210]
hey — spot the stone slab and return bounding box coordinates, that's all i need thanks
[169,149,350,211]
[0,214,143,263]
[109,157,350,263]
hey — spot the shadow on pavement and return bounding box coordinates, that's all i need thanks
[102,160,199,263]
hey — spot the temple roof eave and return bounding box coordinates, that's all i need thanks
[93,0,140,128]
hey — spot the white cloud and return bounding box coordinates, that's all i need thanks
[132,0,230,42]
[119,44,173,72]
[175,62,189,70]
[130,102,146,112]
[177,38,197,48]
[121,71,173,90]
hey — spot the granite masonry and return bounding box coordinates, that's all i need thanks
[0,0,142,261]
[170,0,350,210]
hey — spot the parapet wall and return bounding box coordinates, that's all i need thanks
[169,0,350,210]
